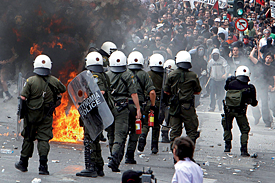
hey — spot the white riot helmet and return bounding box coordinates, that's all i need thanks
[33,54,52,76]
[175,51,192,69]
[236,65,251,82]
[109,50,127,73]
[127,51,144,69]
[85,51,104,72]
[149,53,164,72]
[163,59,177,71]
[101,41,117,56]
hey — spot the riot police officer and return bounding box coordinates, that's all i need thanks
[138,53,165,154]
[222,66,258,156]
[163,51,201,150]
[107,51,141,172]
[76,51,112,178]
[160,59,178,143]
[98,41,117,68]
[15,55,66,175]
[125,51,156,164]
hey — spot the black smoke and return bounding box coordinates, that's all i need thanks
[0,0,146,79]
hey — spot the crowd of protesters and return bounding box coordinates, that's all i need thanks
[121,0,275,128]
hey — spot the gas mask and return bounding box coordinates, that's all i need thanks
[213,54,219,61]
[198,48,205,57]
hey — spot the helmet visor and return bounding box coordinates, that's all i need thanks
[176,62,192,69]
[33,68,51,76]
[110,66,127,73]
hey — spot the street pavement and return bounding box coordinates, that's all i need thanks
[0,84,274,183]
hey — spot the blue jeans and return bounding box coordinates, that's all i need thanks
[209,79,225,110]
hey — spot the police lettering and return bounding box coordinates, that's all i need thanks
[78,91,103,117]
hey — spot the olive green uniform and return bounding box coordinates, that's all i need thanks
[103,55,109,68]
[222,76,258,155]
[126,69,155,158]
[140,70,164,150]
[106,69,137,168]
[163,68,201,149]
[20,75,66,160]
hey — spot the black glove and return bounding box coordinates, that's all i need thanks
[150,105,157,112]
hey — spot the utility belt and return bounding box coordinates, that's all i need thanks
[179,98,194,110]
[128,99,147,112]
[114,99,128,112]
[225,105,247,114]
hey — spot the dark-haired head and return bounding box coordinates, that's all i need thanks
[173,136,195,161]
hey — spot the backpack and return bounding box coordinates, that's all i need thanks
[225,88,248,107]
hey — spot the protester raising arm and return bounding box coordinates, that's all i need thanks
[249,47,259,65]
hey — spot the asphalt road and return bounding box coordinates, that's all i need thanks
[0,84,274,183]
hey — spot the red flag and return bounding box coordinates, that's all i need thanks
[227,13,231,22]
[213,0,219,15]
[256,0,265,6]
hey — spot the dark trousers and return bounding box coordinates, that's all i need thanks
[209,79,225,110]
[222,111,250,145]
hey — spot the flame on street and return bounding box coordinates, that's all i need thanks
[51,70,83,143]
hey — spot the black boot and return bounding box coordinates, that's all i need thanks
[108,156,120,172]
[15,156,29,172]
[76,138,97,177]
[240,144,250,157]
[39,156,49,175]
[137,133,146,152]
[151,141,158,154]
[76,163,97,177]
[161,131,170,143]
[108,153,120,172]
[125,151,137,164]
[224,141,231,152]
[96,165,105,177]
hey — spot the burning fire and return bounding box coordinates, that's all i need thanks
[51,70,83,143]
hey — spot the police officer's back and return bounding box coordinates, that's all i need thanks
[164,51,201,150]
[15,54,66,175]
[222,66,257,156]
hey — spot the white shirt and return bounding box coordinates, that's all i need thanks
[259,37,267,48]
[171,158,203,183]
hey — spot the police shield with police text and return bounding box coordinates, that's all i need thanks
[222,66,258,156]
[68,70,114,141]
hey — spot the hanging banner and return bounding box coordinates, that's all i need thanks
[270,1,275,18]
[184,0,228,9]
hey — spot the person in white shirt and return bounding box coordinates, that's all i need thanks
[171,137,203,183]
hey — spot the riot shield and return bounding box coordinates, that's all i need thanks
[16,72,26,140]
[68,70,114,141]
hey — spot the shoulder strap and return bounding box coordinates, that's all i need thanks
[42,77,58,99]
[120,74,128,88]
[133,70,145,91]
